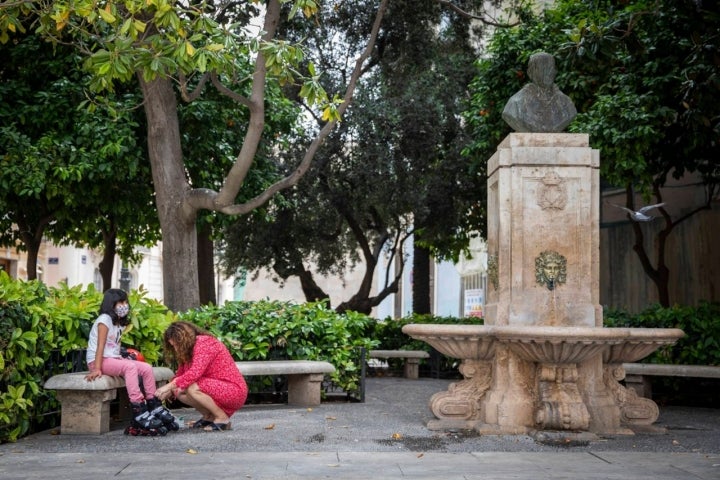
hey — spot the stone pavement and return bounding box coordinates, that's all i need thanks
[1,377,718,479]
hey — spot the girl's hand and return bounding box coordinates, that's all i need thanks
[85,369,103,381]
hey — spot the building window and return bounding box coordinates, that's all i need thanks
[93,268,102,291]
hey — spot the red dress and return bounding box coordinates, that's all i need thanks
[173,335,248,416]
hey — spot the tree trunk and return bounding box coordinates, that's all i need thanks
[197,224,216,305]
[23,241,40,281]
[18,225,43,281]
[99,232,117,292]
[138,75,199,312]
[297,269,330,305]
[412,243,431,314]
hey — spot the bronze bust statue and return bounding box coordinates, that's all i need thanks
[502,52,577,133]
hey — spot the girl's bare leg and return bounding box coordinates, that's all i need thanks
[177,383,230,423]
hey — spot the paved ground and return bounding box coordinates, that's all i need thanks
[1,377,718,479]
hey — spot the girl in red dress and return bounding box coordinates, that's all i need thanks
[156,321,247,431]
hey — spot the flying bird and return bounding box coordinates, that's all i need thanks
[611,202,666,222]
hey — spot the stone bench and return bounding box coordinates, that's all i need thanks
[44,366,174,435]
[623,363,720,398]
[235,360,335,407]
[368,350,430,379]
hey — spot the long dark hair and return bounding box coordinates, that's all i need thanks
[99,288,130,326]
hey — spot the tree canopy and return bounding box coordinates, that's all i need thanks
[0,34,159,286]
[218,0,493,314]
[1,0,388,311]
[463,0,719,306]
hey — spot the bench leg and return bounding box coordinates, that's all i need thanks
[287,373,324,406]
[624,374,652,398]
[404,358,421,379]
[54,389,117,434]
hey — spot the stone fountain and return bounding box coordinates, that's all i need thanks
[403,53,683,438]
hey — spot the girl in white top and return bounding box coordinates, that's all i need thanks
[85,289,160,408]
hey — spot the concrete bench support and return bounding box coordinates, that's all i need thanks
[44,366,174,434]
[368,350,430,379]
[236,360,335,407]
[623,363,720,398]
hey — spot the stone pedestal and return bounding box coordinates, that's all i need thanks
[55,389,117,434]
[287,373,325,407]
[403,133,683,437]
[482,133,607,434]
[485,133,601,328]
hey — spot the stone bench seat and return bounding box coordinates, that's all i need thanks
[44,366,174,435]
[622,363,720,398]
[368,350,430,379]
[235,360,335,407]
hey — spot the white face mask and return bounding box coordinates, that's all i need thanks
[115,304,130,318]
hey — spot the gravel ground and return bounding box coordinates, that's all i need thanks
[3,377,719,455]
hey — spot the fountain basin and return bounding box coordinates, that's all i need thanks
[402,324,684,365]
[401,324,496,360]
[494,326,626,364]
[402,323,685,434]
[602,328,685,363]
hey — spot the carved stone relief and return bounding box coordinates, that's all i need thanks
[536,171,567,210]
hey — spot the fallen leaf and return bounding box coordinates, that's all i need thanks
[264,423,275,430]
[186,449,198,454]
[307,408,313,412]
[417,453,424,458]
[672,440,680,445]
[391,432,402,440]
[326,416,336,421]
[76,459,86,464]
[326,464,340,467]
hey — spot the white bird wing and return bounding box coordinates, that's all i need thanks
[637,203,665,214]
[610,203,634,214]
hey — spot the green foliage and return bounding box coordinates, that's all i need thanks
[0,0,337,116]
[179,300,378,393]
[0,282,44,442]
[372,313,485,352]
[0,34,159,280]
[0,273,174,443]
[122,289,176,364]
[604,302,720,366]
[219,0,486,314]
[464,0,720,197]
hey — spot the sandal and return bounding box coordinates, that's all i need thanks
[191,419,213,429]
[203,422,231,431]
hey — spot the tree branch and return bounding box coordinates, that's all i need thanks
[190,0,390,216]
[436,0,520,27]
[179,72,211,102]
[210,72,252,107]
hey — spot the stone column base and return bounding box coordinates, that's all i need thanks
[287,373,324,406]
[55,389,117,434]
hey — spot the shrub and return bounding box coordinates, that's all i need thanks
[0,273,174,443]
[178,300,378,394]
[604,301,720,366]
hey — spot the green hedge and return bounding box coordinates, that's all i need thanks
[604,301,720,366]
[0,272,174,443]
[178,300,379,394]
